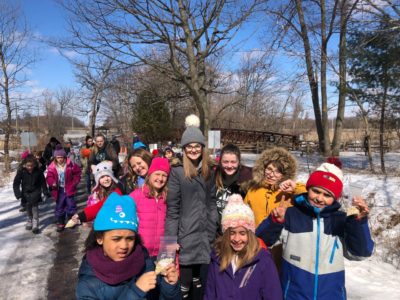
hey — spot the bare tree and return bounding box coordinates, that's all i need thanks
[59,0,263,137]
[74,57,113,136]
[0,2,35,171]
[264,0,359,155]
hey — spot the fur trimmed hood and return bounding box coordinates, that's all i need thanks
[249,147,297,189]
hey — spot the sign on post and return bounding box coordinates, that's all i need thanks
[208,130,221,150]
[20,132,38,150]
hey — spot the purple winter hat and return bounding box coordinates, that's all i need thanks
[53,144,67,158]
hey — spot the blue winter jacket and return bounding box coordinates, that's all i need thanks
[256,194,374,300]
[76,251,181,300]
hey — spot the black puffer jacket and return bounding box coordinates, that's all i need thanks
[13,168,49,204]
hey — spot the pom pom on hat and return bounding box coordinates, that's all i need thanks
[91,161,119,190]
[94,192,138,232]
[185,114,200,128]
[326,156,342,169]
[306,162,344,200]
[21,150,30,160]
[221,194,255,233]
[53,144,67,158]
[181,114,205,146]
[148,157,170,176]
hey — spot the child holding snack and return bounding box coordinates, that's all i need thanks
[76,192,180,299]
[205,194,282,300]
[256,162,374,300]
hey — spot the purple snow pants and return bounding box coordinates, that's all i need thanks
[55,188,77,218]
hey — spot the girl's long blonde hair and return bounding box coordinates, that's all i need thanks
[214,228,261,272]
[144,173,168,199]
[182,146,211,180]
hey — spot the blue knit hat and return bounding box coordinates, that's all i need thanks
[94,192,139,232]
[133,141,147,150]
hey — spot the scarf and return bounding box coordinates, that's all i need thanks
[86,244,145,285]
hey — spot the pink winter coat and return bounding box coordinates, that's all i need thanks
[46,159,81,200]
[129,185,167,257]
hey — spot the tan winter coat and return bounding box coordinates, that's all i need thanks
[244,147,306,226]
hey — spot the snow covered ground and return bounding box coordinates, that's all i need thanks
[0,151,399,299]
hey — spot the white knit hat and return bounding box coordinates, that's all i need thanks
[91,161,118,190]
[221,194,255,233]
[316,162,343,181]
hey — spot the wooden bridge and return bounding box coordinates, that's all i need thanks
[210,128,300,153]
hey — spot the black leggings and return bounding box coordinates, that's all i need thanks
[180,264,209,300]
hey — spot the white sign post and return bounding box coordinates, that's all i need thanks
[208,130,221,155]
[20,132,38,151]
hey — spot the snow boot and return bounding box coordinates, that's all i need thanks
[56,216,65,232]
[25,219,33,230]
[32,219,39,234]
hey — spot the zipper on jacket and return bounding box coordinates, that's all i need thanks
[313,214,321,300]
[284,278,291,299]
[329,237,339,264]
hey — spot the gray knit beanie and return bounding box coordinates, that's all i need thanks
[181,114,205,146]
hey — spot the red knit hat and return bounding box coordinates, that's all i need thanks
[306,163,343,200]
[148,157,170,176]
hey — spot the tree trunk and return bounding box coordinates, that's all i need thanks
[380,77,388,174]
[295,0,325,153]
[332,2,348,156]
[88,92,98,137]
[1,65,11,173]
[320,0,331,156]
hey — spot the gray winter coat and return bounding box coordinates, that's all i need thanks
[164,165,218,266]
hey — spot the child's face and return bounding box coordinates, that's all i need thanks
[55,156,65,165]
[129,156,149,177]
[99,175,113,188]
[97,229,136,262]
[25,162,34,173]
[229,226,249,252]
[148,171,168,191]
[263,163,283,185]
[221,153,239,176]
[165,150,173,159]
[308,186,335,209]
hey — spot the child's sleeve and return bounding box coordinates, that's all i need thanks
[256,215,285,247]
[80,199,104,222]
[343,216,374,260]
[294,182,307,195]
[164,168,181,236]
[204,263,217,300]
[13,170,23,199]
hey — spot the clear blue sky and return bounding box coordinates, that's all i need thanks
[20,0,76,91]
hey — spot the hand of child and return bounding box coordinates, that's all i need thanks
[352,196,369,220]
[163,264,179,285]
[70,214,80,224]
[279,180,296,193]
[272,195,290,223]
[136,271,157,292]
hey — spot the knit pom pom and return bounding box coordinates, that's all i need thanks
[55,144,63,150]
[226,194,244,205]
[185,114,200,128]
[326,156,342,169]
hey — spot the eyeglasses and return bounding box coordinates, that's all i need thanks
[185,144,202,151]
[264,166,282,177]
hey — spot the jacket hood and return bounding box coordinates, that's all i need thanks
[250,147,297,189]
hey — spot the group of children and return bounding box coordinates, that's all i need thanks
[12,114,374,299]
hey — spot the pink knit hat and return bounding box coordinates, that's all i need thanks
[221,194,255,233]
[148,157,170,176]
[21,150,30,160]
